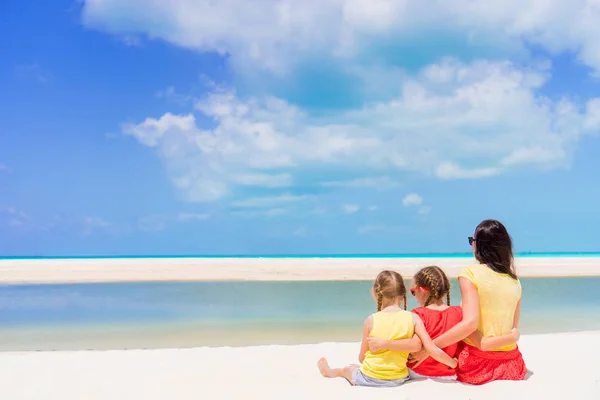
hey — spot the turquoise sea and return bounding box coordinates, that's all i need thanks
[1,274,600,351]
[2,251,600,259]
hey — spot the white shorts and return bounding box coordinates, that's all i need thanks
[352,369,410,388]
[409,370,457,381]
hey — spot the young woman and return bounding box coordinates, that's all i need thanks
[367,265,519,380]
[409,220,528,385]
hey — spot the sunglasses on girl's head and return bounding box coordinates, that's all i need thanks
[468,236,475,245]
[410,287,428,296]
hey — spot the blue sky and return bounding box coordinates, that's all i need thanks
[1,0,600,256]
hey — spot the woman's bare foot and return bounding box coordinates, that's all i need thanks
[317,357,335,378]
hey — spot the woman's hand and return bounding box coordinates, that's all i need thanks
[367,337,384,353]
[408,349,430,368]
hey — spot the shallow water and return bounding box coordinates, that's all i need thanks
[1,277,599,350]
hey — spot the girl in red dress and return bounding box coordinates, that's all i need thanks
[367,266,519,381]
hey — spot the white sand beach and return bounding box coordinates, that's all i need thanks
[2,258,599,399]
[1,256,600,284]
[0,331,598,399]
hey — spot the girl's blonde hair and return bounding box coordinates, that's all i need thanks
[373,270,407,311]
[413,266,451,306]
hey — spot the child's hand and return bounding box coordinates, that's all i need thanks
[367,337,384,352]
[408,349,429,368]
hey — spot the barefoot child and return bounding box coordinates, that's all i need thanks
[317,270,458,387]
[367,266,520,380]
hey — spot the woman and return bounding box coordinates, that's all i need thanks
[410,219,527,384]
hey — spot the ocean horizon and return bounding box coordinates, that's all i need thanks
[2,251,600,260]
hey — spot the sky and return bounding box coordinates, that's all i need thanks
[1,0,600,256]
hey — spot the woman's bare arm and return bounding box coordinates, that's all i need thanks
[408,278,480,367]
[412,314,458,368]
[431,277,480,349]
[409,277,481,366]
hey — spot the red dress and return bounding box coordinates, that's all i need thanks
[407,306,463,377]
[456,343,527,385]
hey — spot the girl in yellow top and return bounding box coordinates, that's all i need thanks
[410,219,528,385]
[317,270,458,387]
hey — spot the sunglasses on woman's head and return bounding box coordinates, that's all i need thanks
[468,236,475,245]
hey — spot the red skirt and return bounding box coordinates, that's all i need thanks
[456,342,527,385]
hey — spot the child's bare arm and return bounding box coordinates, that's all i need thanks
[358,316,373,363]
[412,314,458,369]
[468,328,520,351]
[469,299,522,351]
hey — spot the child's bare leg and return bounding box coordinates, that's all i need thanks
[317,357,359,385]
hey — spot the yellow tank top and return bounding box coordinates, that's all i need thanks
[459,263,522,352]
[360,310,414,380]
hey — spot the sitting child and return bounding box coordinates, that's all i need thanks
[317,269,458,387]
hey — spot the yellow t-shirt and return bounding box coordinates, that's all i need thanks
[360,310,414,380]
[459,263,522,352]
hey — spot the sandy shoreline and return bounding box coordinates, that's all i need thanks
[1,256,600,284]
[1,331,598,399]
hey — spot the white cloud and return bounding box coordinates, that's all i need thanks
[232,173,292,188]
[138,212,211,230]
[358,224,405,234]
[82,0,343,73]
[367,205,378,211]
[231,193,314,208]
[82,216,112,235]
[83,216,111,228]
[177,212,210,222]
[124,59,600,202]
[1,206,29,228]
[138,214,168,232]
[124,112,195,147]
[584,99,600,130]
[501,147,566,167]
[82,0,600,73]
[83,0,600,74]
[435,162,501,179]
[1,210,120,234]
[155,86,193,106]
[402,193,423,207]
[342,204,360,214]
[358,225,385,234]
[321,176,400,189]
[230,207,288,218]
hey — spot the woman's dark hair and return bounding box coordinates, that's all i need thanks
[473,219,517,279]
